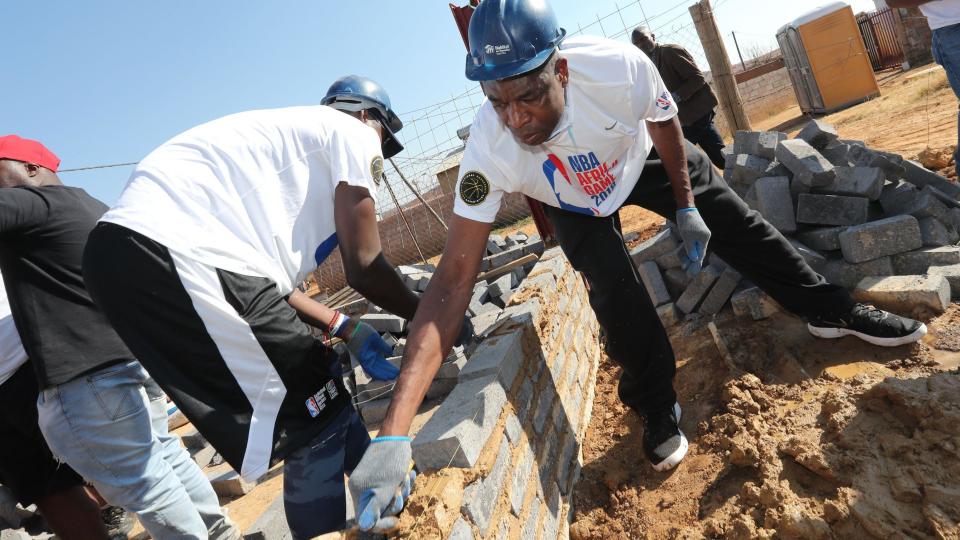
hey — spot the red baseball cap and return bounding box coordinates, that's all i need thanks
[0,135,60,172]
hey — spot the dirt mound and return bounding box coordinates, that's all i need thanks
[572,306,960,539]
[918,146,956,171]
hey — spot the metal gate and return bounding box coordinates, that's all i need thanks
[857,8,904,71]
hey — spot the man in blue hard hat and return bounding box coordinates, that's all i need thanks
[82,76,422,538]
[347,0,928,496]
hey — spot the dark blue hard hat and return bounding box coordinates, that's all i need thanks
[322,75,404,158]
[465,0,567,82]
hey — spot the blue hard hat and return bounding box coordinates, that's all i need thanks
[465,0,566,82]
[321,75,404,159]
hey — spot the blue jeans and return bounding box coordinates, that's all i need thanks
[282,405,370,539]
[932,22,960,165]
[36,360,238,540]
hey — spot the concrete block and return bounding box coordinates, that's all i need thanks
[675,265,722,314]
[521,499,541,540]
[776,139,836,187]
[192,444,218,469]
[848,144,905,180]
[534,385,556,435]
[698,268,741,315]
[819,256,895,289]
[437,352,468,379]
[838,215,923,263]
[731,286,781,320]
[486,244,527,269]
[462,479,494,535]
[488,274,513,298]
[655,248,683,270]
[243,495,291,540]
[412,373,507,469]
[790,239,828,271]
[812,166,884,201]
[471,309,502,337]
[820,141,851,166]
[890,190,954,226]
[878,180,920,215]
[734,130,785,159]
[505,411,522,447]
[928,264,960,299]
[508,233,529,244]
[796,119,838,150]
[918,216,959,246]
[892,246,960,275]
[921,185,960,210]
[358,397,392,424]
[487,239,503,255]
[754,176,797,234]
[448,518,473,540]
[731,154,771,185]
[663,267,691,298]
[902,159,960,198]
[656,303,681,327]
[743,182,759,210]
[629,229,679,265]
[206,463,257,497]
[796,226,845,251]
[487,437,512,498]
[458,330,523,389]
[510,443,534,517]
[415,273,432,292]
[358,313,407,334]
[853,275,950,314]
[524,237,546,257]
[180,426,208,451]
[638,261,672,307]
[488,234,506,248]
[797,194,869,226]
[764,161,791,178]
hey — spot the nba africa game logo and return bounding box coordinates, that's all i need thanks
[541,152,619,215]
[656,91,673,111]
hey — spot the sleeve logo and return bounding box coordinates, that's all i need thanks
[370,156,384,186]
[459,171,490,206]
[656,91,673,111]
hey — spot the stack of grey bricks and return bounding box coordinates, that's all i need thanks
[349,233,546,424]
[633,119,960,324]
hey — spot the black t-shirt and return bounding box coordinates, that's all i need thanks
[0,185,132,388]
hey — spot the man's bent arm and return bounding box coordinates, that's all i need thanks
[647,117,695,209]
[378,215,491,435]
[334,183,420,320]
[670,47,711,102]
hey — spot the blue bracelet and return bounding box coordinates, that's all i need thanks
[677,207,698,213]
[372,436,412,443]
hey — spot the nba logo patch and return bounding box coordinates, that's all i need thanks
[325,381,339,400]
[313,389,328,410]
[656,91,672,111]
[305,397,321,418]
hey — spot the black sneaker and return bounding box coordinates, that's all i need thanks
[101,506,134,539]
[808,303,927,347]
[642,402,688,471]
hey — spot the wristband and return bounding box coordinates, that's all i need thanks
[677,207,698,213]
[329,311,350,339]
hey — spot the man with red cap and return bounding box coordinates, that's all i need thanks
[0,135,239,540]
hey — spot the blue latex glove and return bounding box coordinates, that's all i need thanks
[675,207,711,277]
[348,436,416,532]
[345,321,399,381]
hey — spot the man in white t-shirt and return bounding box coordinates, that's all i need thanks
[83,76,422,538]
[888,0,960,165]
[345,0,929,504]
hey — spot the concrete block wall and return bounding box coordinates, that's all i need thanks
[408,247,601,539]
[711,65,797,137]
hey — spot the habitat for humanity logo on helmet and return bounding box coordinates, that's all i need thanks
[484,44,512,56]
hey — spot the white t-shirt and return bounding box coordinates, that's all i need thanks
[453,35,677,223]
[102,106,383,295]
[0,273,28,386]
[919,0,960,29]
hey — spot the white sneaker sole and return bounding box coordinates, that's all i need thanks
[651,403,689,472]
[807,322,927,347]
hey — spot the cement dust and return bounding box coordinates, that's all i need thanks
[571,306,960,539]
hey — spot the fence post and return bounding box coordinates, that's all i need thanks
[689,0,752,132]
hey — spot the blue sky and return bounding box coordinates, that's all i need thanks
[4,0,875,204]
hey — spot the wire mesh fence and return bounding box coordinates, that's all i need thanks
[310,0,798,294]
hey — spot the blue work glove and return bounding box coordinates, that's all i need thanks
[345,320,399,381]
[348,436,416,532]
[675,207,711,277]
[671,91,682,104]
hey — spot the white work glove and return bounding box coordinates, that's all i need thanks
[348,437,416,532]
[675,207,711,277]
